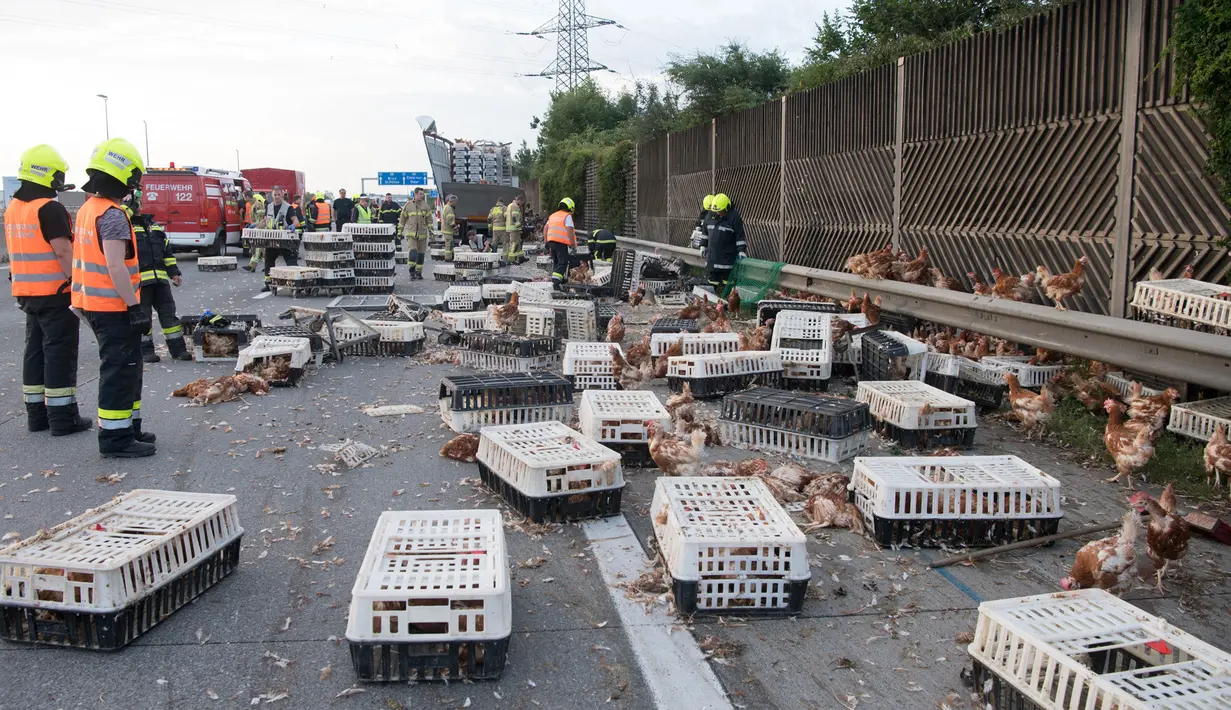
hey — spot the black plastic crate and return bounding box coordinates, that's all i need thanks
[668,371,784,399]
[720,387,870,438]
[956,380,1006,411]
[672,577,808,616]
[198,262,236,272]
[874,421,977,449]
[971,648,1159,710]
[756,299,841,326]
[650,318,700,334]
[864,512,1060,549]
[253,324,324,353]
[354,267,396,278]
[433,271,456,282]
[321,278,356,291]
[563,283,613,298]
[481,275,516,285]
[0,537,241,650]
[924,372,959,394]
[348,338,425,357]
[179,314,261,337]
[878,311,918,334]
[353,284,396,295]
[601,442,654,468]
[859,331,911,381]
[612,248,636,299]
[595,304,617,333]
[350,636,510,682]
[440,373,574,411]
[461,331,558,358]
[782,377,832,392]
[477,462,622,524]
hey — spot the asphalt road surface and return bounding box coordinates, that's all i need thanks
[0,249,1227,710]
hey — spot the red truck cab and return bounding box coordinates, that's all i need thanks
[140,166,250,255]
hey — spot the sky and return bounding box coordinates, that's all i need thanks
[0,0,842,193]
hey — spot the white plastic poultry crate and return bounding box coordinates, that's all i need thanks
[394,250,409,265]
[859,330,929,381]
[241,227,299,248]
[351,320,425,357]
[511,280,554,304]
[851,455,1063,547]
[302,250,356,265]
[353,241,397,256]
[454,252,502,268]
[1103,371,1168,399]
[650,332,741,358]
[497,305,555,337]
[981,355,1066,389]
[577,390,671,466]
[481,283,511,302]
[926,352,964,378]
[1130,278,1231,330]
[345,509,510,681]
[654,293,690,308]
[440,311,491,333]
[432,263,456,281]
[197,256,237,272]
[856,380,978,448]
[718,387,871,464]
[444,285,483,312]
[692,285,721,304]
[667,351,783,398]
[301,231,353,248]
[438,373,575,433]
[429,248,450,260]
[563,342,622,390]
[342,223,396,238]
[0,489,242,649]
[353,276,395,293]
[235,335,314,385]
[268,265,320,282]
[651,477,809,614]
[969,589,1231,710]
[476,422,623,523]
[546,300,597,341]
[458,350,559,373]
[1167,396,1231,442]
[535,254,553,271]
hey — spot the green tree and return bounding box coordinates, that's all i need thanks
[512,140,536,182]
[665,43,792,126]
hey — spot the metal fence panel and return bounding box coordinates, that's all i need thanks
[716,102,782,260]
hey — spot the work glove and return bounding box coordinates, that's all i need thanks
[700,247,707,259]
[128,304,151,334]
[689,227,703,247]
[738,252,747,260]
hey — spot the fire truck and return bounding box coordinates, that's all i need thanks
[140,165,250,255]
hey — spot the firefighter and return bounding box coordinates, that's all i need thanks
[699,192,746,293]
[378,193,400,246]
[398,186,431,279]
[504,194,524,262]
[441,194,458,260]
[488,198,506,256]
[307,191,332,232]
[73,138,155,458]
[692,194,716,248]
[592,228,617,262]
[261,190,301,292]
[4,144,91,436]
[353,194,373,224]
[133,212,190,362]
[243,195,267,272]
[545,197,577,290]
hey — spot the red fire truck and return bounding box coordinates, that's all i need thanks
[140,165,250,255]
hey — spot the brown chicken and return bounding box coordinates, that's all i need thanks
[967,272,993,296]
[440,433,480,462]
[612,346,654,389]
[699,458,770,478]
[962,336,991,361]
[1015,271,1038,301]
[930,269,966,292]
[830,317,859,358]
[1182,264,1195,279]
[803,473,851,499]
[629,282,646,307]
[767,463,814,492]
[861,293,882,325]
[652,336,684,378]
[568,261,591,284]
[488,291,520,333]
[758,473,806,503]
[1005,373,1054,438]
[606,313,625,344]
[898,247,931,284]
[201,331,240,358]
[743,320,773,352]
[727,288,740,314]
[1037,256,1089,311]
[1204,424,1231,489]
[1126,384,1180,443]
[625,334,651,368]
[666,382,697,429]
[702,302,730,333]
[1103,399,1157,487]
[805,490,866,535]
[845,289,864,314]
[699,298,720,323]
[1026,348,1061,366]
[646,421,706,476]
[172,373,269,405]
[245,355,293,383]
[1129,488,1190,592]
[677,302,702,320]
[1074,377,1123,411]
[846,244,894,279]
[1059,509,1140,596]
[990,268,1022,300]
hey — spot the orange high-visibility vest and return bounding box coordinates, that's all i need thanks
[71,196,139,312]
[313,201,332,226]
[545,210,572,245]
[4,198,69,297]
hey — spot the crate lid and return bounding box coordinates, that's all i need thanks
[580,390,669,419]
[721,387,869,435]
[654,477,804,544]
[349,509,506,597]
[857,380,974,406]
[479,421,619,467]
[854,455,1059,489]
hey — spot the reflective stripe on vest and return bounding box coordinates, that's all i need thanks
[4,198,69,297]
[313,201,332,226]
[356,205,372,223]
[545,210,571,244]
[505,204,521,232]
[71,196,139,312]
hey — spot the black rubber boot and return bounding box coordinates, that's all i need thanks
[167,336,193,361]
[48,404,92,437]
[100,428,156,458]
[141,338,160,363]
[26,402,49,432]
[133,418,156,444]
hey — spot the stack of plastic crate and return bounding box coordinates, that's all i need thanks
[856,380,978,447]
[771,310,844,391]
[981,355,1066,391]
[433,262,456,281]
[650,317,700,334]
[1168,396,1231,442]
[667,351,784,398]
[577,390,671,465]
[235,335,313,386]
[968,589,1231,709]
[346,510,510,682]
[859,330,928,381]
[439,373,574,433]
[197,256,237,272]
[345,224,396,294]
[454,251,502,273]
[394,249,409,265]
[459,331,560,372]
[444,285,483,312]
[192,315,258,361]
[476,422,623,523]
[850,455,1063,547]
[1130,276,1231,331]
[242,227,298,252]
[267,266,321,297]
[650,332,741,359]
[563,342,622,391]
[651,477,809,615]
[342,320,425,357]
[301,232,357,292]
[511,280,554,304]
[719,387,871,463]
[0,490,242,649]
[499,305,555,337]
[955,358,1010,410]
[756,299,841,326]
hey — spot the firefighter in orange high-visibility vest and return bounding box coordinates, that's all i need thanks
[545,197,577,290]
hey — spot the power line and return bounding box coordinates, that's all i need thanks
[516,0,622,92]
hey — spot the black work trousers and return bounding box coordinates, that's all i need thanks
[595,242,615,261]
[263,248,299,279]
[84,311,143,443]
[549,241,570,286]
[139,282,182,345]
[18,294,79,406]
[707,268,732,293]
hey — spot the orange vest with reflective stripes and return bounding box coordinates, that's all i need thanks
[545,210,572,245]
[313,201,332,226]
[4,198,69,297]
[71,196,139,312]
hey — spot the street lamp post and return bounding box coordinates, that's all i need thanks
[143,120,150,166]
[235,149,240,172]
[96,94,109,139]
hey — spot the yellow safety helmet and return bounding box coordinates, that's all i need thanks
[315,191,325,200]
[713,193,732,212]
[702,194,714,211]
[86,138,145,189]
[18,144,72,191]
[254,193,266,203]
[559,196,576,213]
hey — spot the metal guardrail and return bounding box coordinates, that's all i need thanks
[615,236,1231,390]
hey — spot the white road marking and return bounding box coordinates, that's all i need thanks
[582,516,733,710]
[253,291,272,300]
